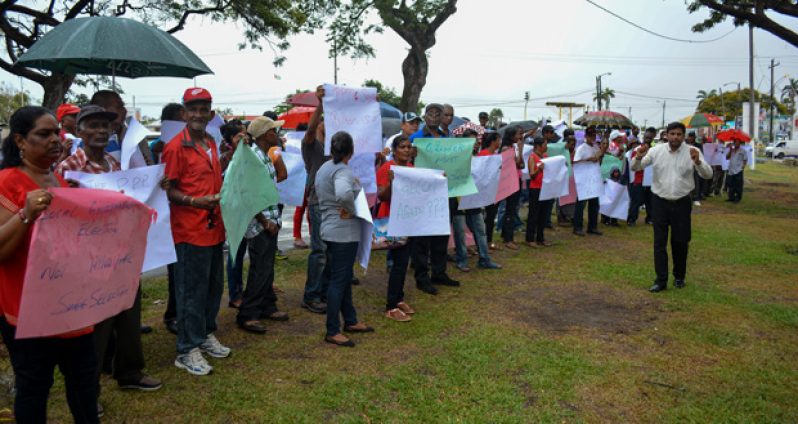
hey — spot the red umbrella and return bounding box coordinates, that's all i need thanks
[287,92,319,107]
[278,106,315,129]
[716,129,751,142]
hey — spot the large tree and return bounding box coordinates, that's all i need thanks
[0,0,336,109]
[695,88,789,118]
[329,0,459,112]
[688,0,798,48]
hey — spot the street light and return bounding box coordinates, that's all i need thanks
[596,72,611,111]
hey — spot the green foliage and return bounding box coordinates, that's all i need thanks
[593,87,615,109]
[0,83,31,124]
[488,107,504,127]
[695,88,790,118]
[363,79,402,109]
[687,1,798,48]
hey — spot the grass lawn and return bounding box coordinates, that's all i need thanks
[5,162,798,423]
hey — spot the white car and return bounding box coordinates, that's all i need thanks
[770,140,798,159]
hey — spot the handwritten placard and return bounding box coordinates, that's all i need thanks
[495,149,520,202]
[322,84,382,155]
[387,166,450,237]
[539,156,570,201]
[599,180,630,221]
[16,188,152,339]
[349,153,378,195]
[573,162,604,200]
[459,154,502,210]
[120,117,150,170]
[64,164,176,272]
[413,137,478,197]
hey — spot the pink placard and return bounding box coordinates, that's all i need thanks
[559,175,577,206]
[16,188,153,339]
[495,149,520,202]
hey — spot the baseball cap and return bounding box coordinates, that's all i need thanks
[478,111,489,119]
[247,116,285,139]
[425,103,444,112]
[56,103,81,123]
[609,130,623,141]
[402,112,422,123]
[183,87,213,104]
[542,125,555,134]
[76,105,117,126]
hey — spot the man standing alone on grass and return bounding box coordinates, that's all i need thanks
[632,122,713,293]
[725,140,747,203]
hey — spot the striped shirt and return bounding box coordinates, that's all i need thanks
[245,145,281,239]
[55,147,121,175]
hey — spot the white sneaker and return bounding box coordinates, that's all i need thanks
[693,201,701,206]
[200,333,231,358]
[174,348,212,376]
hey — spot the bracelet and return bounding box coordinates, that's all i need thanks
[18,209,31,225]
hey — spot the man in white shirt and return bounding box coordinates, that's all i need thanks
[383,112,422,158]
[572,126,607,236]
[631,122,713,293]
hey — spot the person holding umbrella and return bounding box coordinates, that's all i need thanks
[726,139,747,203]
[631,122,713,293]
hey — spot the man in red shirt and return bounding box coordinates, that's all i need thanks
[162,88,230,376]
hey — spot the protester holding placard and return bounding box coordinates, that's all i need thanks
[726,140,747,203]
[499,126,525,250]
[218,120,249,309]
[376,135,417,322]
[572,126,606,236]
[162,88,230,375]
[478,132,502,250]
[56,105,163,406]
[316,132,373,347]
[0,106,99,423]
[631,122,713,293]
[526,137,553,247]
[301,86,331,315]
[234,117,290,334]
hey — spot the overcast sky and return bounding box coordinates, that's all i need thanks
[2,0,797,127]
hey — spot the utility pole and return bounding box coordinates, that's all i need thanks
[596,76,602,111]
[748,24,756,170]
[769,58,780,142]
[333,38,338,84]
[523,91,530,120]
[628,106,632,122]
[719,87,725,118]
[661,100,666,128]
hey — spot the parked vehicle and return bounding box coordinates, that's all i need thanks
[770,140,798,159]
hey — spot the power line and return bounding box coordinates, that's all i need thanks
[585,0,737,43]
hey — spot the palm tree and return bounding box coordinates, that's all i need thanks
[696,89,718,101]
[592,88,616,110]
[782,78,798,113]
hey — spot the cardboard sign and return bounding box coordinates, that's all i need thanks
[322,84,382,155]
[387,167,450,237]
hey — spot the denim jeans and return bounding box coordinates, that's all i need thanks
[727,171,744,201]
[453,212,491,267]
[325,241,359,337]
[501,188,521,242]
[238,231,278,323]
[573,197,599,232]
[164,263,176,322]
[386,241,413,310]
[226,238,247,303]
[0,318,99,424]
[304,204,328,304]
[174,242,224,354]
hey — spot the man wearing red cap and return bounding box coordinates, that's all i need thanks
[55,103,81,161]
[161,87,230,376]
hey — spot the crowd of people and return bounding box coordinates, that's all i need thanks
[0,84,747,422]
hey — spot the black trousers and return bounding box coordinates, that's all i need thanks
[643,186,653,223]
[627,184,644,223]
[0,318,99,424]
[94,288,145,394]
[652,194,692,286]
[727,171,744,202]
[501,187,521,242]
[410,235,449,285]
[525,188,550,243]
[484,203,499,243]
[237,230,279,323]
[386,240,413,310]
[573,197,599,232]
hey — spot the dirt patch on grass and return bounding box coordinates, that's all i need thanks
[507,285,663,334]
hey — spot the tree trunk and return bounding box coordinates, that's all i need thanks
[399,46,429,113]
[41,73,75,110]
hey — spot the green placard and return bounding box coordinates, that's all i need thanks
[413,137,478,197]
[601,155,624,181]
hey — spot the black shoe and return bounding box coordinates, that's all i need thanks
[301,300,327,314]
[674,279,686,289]
[118,375,162,391]
[433,277,461,287]
[140,325,152,334]
[164,319,178,335]
[416,283,439,295]
[351,277,360,286]
[627,221,637,227]
[587,230,603,236]
[648,283,666,293]
[573,230,586,236]
[238,320,268,334]
[645,219,653,225]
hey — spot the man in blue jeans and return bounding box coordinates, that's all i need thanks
[301,86,329,314]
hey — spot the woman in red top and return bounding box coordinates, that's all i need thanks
[479,132,502,250]
[0,107,99,423]
[525,136,553,247]
[376,135,416,322]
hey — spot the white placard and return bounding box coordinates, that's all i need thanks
[459,155,502,210]
[521,144,534,179]
[277,151,307,206]
[207,113,225,150]
[573,161,604,200]
[64,164,176,272]
[354,191,373,271]
[742,144,754,170]
[539,156,570,201]
[387,167,450,237]
[702,143,723,166]
[161,120,186,144]
[599,180,630,221]
[121,117,150,170]
[348,153,377,194]
[322,84,382,155]
[284,131,305,153]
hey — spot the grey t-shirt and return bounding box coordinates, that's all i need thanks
[728,148,747,176]
[302,138,330,205]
